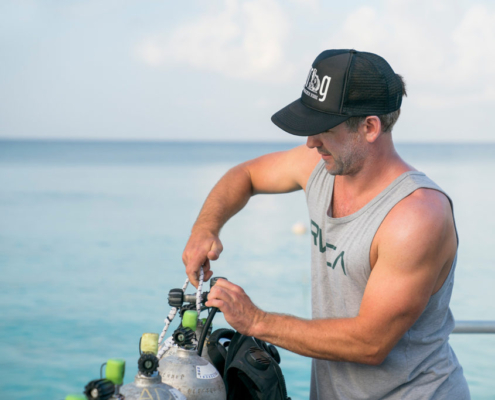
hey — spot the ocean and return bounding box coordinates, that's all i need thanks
[1,140,494,399]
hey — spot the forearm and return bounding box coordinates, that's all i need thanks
[193,165,253,235]
[207,279,393,365]
[252,313,384,365]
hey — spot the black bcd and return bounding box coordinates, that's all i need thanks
[208,329,291,400]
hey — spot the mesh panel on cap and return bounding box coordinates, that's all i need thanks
[343,52,402,116]
[313,49,352,66]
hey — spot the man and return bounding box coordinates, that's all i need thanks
[182,49,470,399]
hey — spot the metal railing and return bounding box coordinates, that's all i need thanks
[453,321,495,334]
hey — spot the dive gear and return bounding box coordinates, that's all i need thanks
[84,379,115,400]
[157,268,227,399]
[120,333,182,400]
[223,332,290,400]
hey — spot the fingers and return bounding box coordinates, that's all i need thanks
[201,260,213,284]
[207,239,223,261]
[185,256,200,288]
[205,288,233,312]
[205,298,225,310]
[204,269,214,282]
[212,278,244,294]
[186,266,210,289]
[185,259,213,288]
[206,282,263,336]
[184,251,210,289]
[185,264,202,289]
[187,269,199,289]
[182,233,223,287]
[207,285,237,304]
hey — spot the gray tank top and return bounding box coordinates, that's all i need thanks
[306,160,470,400]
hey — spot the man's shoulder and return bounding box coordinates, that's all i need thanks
[391,186,452,224]
[371,181,457,293]
[376,185,455,257]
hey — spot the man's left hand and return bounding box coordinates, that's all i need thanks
[205,279,266,336]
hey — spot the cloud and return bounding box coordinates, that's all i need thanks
[326,0,495,108]
[288,0,318,10]
[136,0,295,83]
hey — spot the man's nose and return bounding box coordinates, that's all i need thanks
[306,134,321,149]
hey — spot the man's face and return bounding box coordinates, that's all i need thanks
[306,121,367,176]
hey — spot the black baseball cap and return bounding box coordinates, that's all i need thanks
[271,49,404,136]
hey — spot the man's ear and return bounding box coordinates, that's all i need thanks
[362,116,382,143]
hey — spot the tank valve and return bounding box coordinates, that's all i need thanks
[138,353,159,376]
[168,288,184,308]
[84,379,115,400]
[173,327,195,347]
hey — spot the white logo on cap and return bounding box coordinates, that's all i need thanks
[304,67,331,102]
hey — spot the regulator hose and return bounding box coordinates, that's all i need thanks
[197,307,218,356]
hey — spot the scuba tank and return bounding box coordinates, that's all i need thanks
[156,271,226,399]
[81,334,183,400]
[66,269,289,400]
[120,333,185,400]
[159,343,226,399]
[121,373,183,400]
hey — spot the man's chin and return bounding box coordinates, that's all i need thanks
[324,163,343,176]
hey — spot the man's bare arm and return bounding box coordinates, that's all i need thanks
[183,145,320,286]
[206,189,457,364]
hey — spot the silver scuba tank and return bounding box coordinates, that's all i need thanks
[158,345,226,400]
[121,371,185,400]
[158,321,226,400]
[157,275,226,399]
[120,333,186,400]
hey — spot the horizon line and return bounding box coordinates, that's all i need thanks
[2,138,495,145]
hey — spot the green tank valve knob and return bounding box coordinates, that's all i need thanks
[182,310,198,331]
[65,395,87,400]
[140,333,159,355]
[105,358,125,385]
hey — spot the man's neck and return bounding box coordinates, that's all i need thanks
[332,143,413,218]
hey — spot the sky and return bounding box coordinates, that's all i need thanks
[1,0,495,143]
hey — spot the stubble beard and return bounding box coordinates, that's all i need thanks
[325,134,367,176]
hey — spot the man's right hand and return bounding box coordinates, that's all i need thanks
[182,228,223,288]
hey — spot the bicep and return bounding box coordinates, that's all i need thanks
[241,145,320,195]
[358,252,438,355]
[357,192,455,360]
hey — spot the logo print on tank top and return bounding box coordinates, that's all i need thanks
[311,220,346,276]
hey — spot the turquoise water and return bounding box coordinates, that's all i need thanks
[1,140,495,399]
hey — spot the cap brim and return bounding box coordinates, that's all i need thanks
[271,99,350,136]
